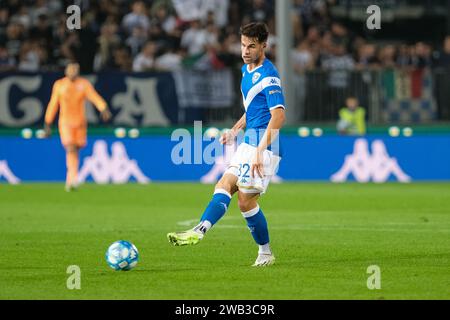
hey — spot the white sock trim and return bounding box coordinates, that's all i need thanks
[258,243,271,255]
[193,220,212,234]
[241,205,260,218]
[214,188,232,199]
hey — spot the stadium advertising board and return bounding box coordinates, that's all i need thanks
[0,71,235,128]
[1,135,449,183]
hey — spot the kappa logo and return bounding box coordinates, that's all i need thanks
[331,139,411,183]
[0,160,20,184]
[252,72,261,84]
[78,140,151,184]
[270,78,278,85]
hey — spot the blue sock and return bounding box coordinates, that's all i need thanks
[243,206,269,246]
[196,189,231,233]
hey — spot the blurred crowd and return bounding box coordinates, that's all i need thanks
[1,0,449,73]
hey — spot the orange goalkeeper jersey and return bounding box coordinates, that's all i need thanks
[45,77,107,127]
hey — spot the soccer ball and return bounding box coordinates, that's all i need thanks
[105,240,139,271]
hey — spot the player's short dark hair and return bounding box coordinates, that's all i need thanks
[239,22,269,43]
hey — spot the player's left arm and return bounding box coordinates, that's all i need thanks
[257,107,285,151]
[251,107,285,178]
[251,74,286,178]
[85,81,111,122]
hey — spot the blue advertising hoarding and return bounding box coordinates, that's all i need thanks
[1,134,449,183]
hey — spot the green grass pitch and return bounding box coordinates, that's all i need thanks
[0,183,449,299]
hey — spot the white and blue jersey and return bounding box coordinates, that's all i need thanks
[241,58,285,155]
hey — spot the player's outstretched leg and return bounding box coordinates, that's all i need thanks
[167,189,231,246]
[239,192,275,267]
[167,174,237,246]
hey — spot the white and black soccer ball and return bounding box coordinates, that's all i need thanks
[105,240,139,271]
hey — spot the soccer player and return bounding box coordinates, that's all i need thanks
[44,62,112,191]
[167,22,286,267]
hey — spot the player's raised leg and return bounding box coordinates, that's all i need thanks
[238,191,275,267]
[167,173,238,246]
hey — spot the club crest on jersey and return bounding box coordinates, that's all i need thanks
[252,72,261,84]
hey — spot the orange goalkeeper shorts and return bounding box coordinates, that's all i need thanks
[59,124,87,148]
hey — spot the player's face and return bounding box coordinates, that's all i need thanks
[346,98,358,110]
[65,63,79,80]
[241,35,266,65]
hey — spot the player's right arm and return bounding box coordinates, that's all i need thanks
[220,113,246,145]
[44,80,61,136]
